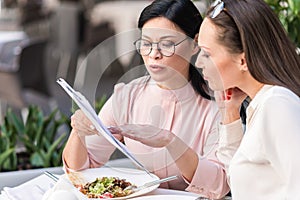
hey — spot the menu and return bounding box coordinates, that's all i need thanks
[56,78,151,175]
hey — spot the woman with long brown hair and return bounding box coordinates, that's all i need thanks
[197,0,300,198]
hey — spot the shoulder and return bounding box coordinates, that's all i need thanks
[113,76,150,94]
[110,76,153,106]
[261,86,299,108]
[255,86,300,121]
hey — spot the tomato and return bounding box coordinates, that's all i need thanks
[102,192,114,198]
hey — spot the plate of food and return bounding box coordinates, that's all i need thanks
[68,167,160,199]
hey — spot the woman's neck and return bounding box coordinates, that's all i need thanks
[156,77,189,90]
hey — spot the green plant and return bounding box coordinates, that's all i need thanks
[95,95,107,113]
[0,108,18,171]
[265,0,300,47]
[0,105,71,171]
[196,0,300,47]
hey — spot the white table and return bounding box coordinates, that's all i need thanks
[0,172,200,200]
[0,157,232,200]
[88,1,207,68]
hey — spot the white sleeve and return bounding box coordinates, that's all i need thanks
[217,119,244,173]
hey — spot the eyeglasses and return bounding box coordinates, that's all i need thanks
[134,37,189,57]
[210,0,225,19]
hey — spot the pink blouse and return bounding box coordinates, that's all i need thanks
[80,76,229,199]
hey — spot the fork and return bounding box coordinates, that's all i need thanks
[44,171,59,182]
[124,175,178,192]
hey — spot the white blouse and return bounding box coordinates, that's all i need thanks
[218,85,300,199]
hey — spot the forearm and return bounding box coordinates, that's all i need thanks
[217,119,244,171]
[63,129,89,171]
[166,136,198,182]
[167,136,229,198]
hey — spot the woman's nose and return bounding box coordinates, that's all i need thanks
[149,45,163,59]
[195,55,204,69]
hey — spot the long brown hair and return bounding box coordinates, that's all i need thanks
[206,0,300,97]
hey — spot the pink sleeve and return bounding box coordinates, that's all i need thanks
[63,97,118,172]
[186,109,230,199]
[79,95,120,169]
[185,156,229,199]
[84,83,129,169]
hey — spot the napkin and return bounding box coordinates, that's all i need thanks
[1,181,50,200]
[42,175,88,200]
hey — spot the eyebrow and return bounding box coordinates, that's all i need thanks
[199,45,211,51]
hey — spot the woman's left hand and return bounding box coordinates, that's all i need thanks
[109,124,175,148]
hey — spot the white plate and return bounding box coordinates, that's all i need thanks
[132,195,198,200]
[73,167,159,199]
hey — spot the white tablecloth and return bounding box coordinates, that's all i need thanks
[88,1,207,68]
[0,173,200,200]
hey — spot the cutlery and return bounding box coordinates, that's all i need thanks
[44,171,59,182]
[125,175,178,192]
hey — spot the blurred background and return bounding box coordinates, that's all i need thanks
[0,0,298,173]
[0,0,208,173]
[1,0,298,120]
[0,0,146,118]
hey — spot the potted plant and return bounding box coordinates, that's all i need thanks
[265,0,300,48]
[0,105,71,172]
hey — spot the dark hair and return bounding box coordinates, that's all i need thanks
[138,0,211,99]
[206,0,300,97]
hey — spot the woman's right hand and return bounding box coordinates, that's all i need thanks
[70,110,124,141]
[70,110,98,137]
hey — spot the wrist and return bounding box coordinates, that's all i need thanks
[71,129,87,146]
[221,109,241,125]
[166,136,189,161]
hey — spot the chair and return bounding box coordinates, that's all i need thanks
[0,39,24,72]
[16,39,51,96]
[0,38,56,114]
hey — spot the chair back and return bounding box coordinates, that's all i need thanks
[16,39,50,96]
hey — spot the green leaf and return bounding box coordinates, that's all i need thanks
[0,148,15,165]
[0,148,16,171]
[44,133,67,167]
[7,109,24,135]
[30,152,45,167]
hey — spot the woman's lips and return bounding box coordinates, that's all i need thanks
[202,75,209,80]
[148,64,165,72]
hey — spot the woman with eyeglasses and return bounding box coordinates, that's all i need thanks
[197,0,300,199]
[63,0,230,199]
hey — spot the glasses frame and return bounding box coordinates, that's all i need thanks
[134,37,189,57]
[210,0,225,19]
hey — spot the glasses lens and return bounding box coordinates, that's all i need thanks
[158,40,175,57]
[134,39,177,57]
[135,39,151,56]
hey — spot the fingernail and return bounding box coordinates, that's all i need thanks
[89,124,95,130]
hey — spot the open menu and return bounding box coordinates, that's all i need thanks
[57,78,151,175]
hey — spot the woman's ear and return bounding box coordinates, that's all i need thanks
[192,33,200,55]
[240,53,248,72]
[194,33,199,43]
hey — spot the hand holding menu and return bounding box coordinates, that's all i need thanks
[57,78,150,175]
